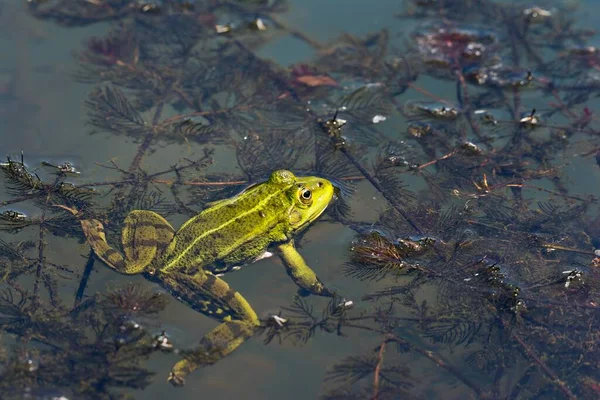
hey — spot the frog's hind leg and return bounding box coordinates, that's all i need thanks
[160,270,259,386]
[82,210,174,275]
[120,210,174,273]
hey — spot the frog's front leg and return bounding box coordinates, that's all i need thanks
[160,270,260,386]
[275,240,334,297]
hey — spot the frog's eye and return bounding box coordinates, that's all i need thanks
[300,188,312,204]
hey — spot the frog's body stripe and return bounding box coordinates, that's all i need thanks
[204,273,217,290]
[87,234,104,242]
[130,239,159,247]
[219,321,245,340]
[163,185,289,270]
[223,288,237,302]
[104,248,126,270]
[131,220,172,228]
[192,212,283,272]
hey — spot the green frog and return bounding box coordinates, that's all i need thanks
[76,170,335,386]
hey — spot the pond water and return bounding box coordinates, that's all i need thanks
[1,0,600,399]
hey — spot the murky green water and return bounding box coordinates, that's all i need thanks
[1,0,600,399]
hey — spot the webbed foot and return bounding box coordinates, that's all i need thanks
[168,371,186,387]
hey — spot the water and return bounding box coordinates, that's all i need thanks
[1,0,600,399]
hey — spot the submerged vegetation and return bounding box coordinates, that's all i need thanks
[0,0,598,398]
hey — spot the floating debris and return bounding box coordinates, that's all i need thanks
[41,161,81,175]
[404,100,459,120]
[519,108,540,128]
[152,330,174,351]
[372,115,386,124]
[0,210,27,221]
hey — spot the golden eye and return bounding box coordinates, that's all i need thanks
[300,189,312,204]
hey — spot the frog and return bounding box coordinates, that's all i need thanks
[74,170,336,386]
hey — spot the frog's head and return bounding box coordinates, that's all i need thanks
[269,170,334,231]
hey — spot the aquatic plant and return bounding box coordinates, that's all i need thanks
[0,0,597,398]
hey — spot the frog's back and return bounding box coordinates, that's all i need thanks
[159,179,292,274]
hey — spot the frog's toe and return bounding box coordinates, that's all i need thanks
[168,371,186,387]
[309,278,336,297]
[319,285,335,297]
[298,282,336,297]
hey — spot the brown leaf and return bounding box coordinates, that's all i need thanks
[294,75,338,87]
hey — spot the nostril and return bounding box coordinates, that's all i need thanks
[317,181,323,187]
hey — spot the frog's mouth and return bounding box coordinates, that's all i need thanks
[312,199,331,220]
[308,184,337,221]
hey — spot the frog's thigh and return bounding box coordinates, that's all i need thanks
[121,210,175,274]
[162,270,259,386]
[275,240,333,297]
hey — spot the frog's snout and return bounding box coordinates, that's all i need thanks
[317,179,335,204]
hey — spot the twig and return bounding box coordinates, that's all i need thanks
[268,14,324,50]
[0,194,36,207]
[510,330,577,400]
[370,336,388,400]
[340,322,486,398]
[339,146,424,235]
[32,210,46,301]
[415,149,458,170]
[74,250,95,308]
[406,82,456,108]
